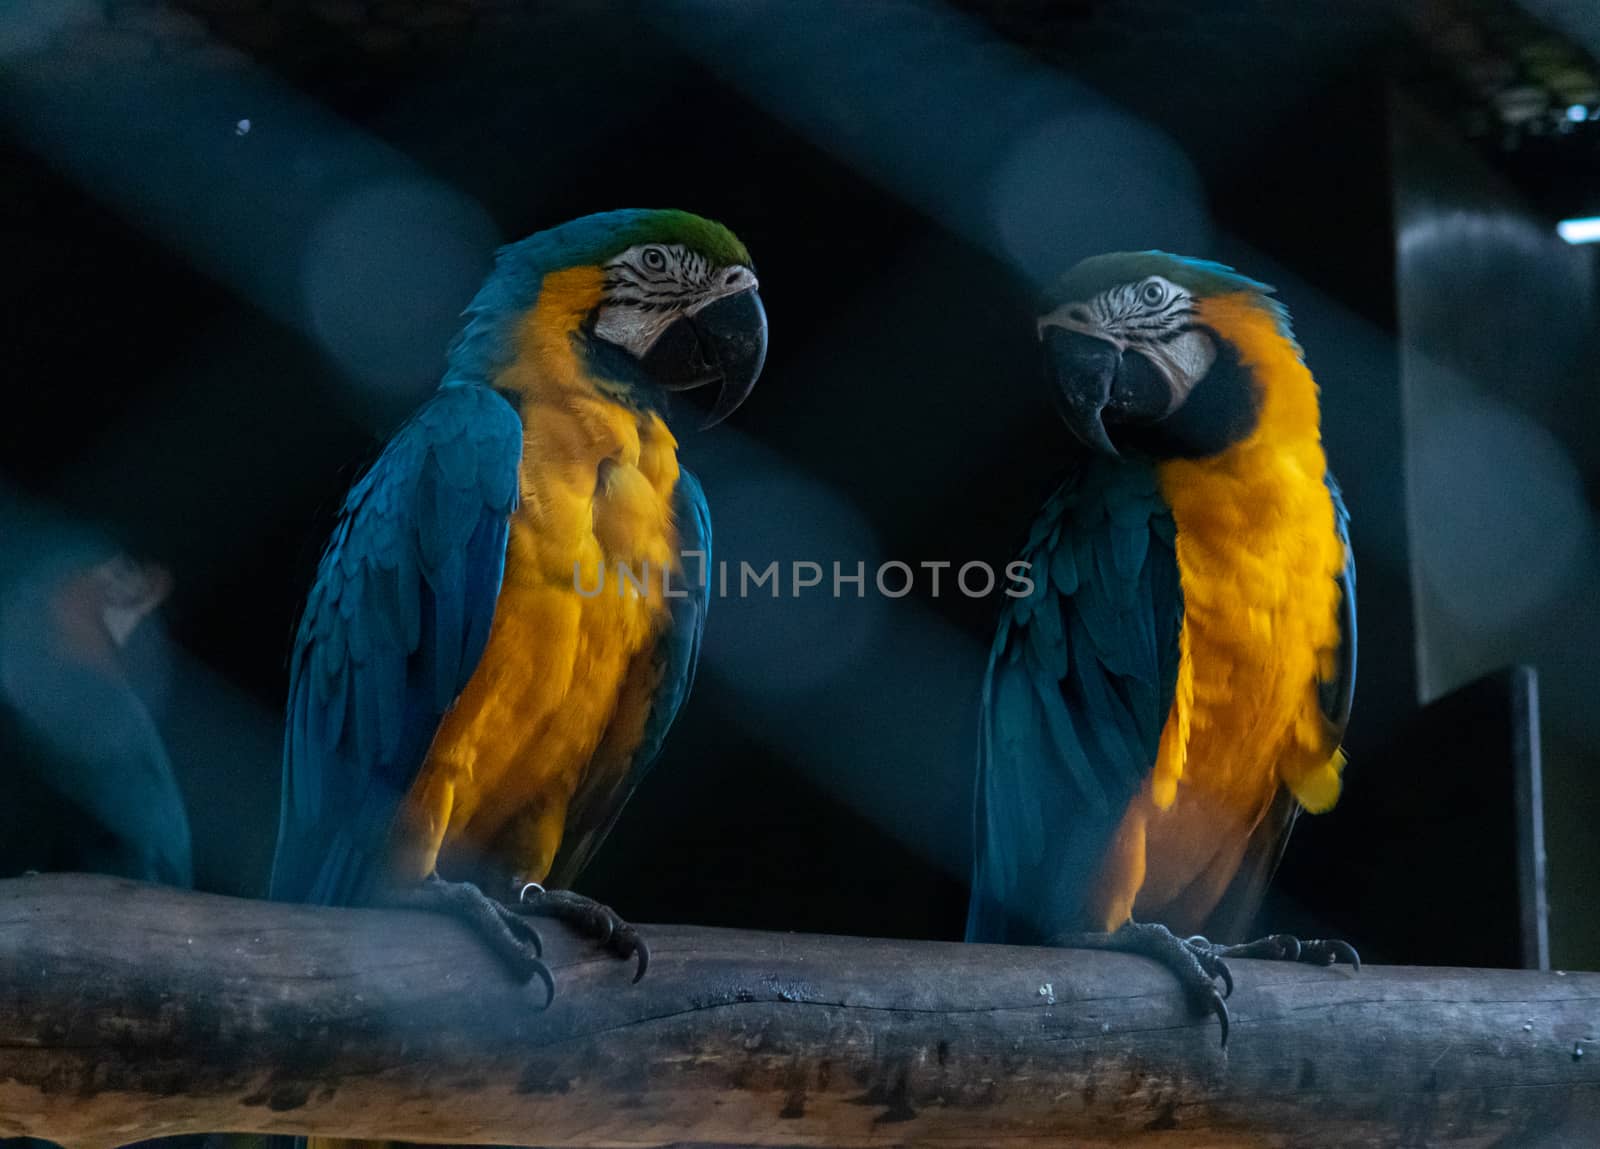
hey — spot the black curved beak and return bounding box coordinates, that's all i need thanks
[1042,326,1121,457]
[695,288,767,428]
[642,288,768,429]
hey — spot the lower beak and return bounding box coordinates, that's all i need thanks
[1042,326,1120,457]
[638,288,768,428]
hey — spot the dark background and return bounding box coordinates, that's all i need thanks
[3,0,1598,970]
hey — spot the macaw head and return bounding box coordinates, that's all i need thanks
[450,208,767,427]
[1036,251,1299,459]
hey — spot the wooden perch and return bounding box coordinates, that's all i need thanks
[0,875,1596,1148]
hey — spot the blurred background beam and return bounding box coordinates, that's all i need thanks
[650,0,1210,284]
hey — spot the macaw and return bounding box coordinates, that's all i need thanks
[967,252,1357,1043]
[0,520,189,887]
[270,209,766,996]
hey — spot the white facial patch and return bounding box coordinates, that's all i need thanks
[1135,327,1216,411]
[592,304,673,357]
[592,243,758,356]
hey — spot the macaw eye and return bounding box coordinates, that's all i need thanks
[1141,280,1166,306]
[641,246,668,272]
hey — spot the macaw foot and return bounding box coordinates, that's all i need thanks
[384,874,555,1004]
[1192,932,1361,970]
[1050,920,1235,1046]
[515,883,649,983]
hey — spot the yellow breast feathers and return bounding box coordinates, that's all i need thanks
[390,265,684,889]
[1153,292,1348,820]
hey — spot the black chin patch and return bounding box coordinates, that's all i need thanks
[1116,336,1261,459]
[581,321,654,397]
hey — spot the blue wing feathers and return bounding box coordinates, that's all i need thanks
[967,460,1183,945]
[270,384,522,906]
[1049,541,1078,597]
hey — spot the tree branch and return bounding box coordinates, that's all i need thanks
[0,874,1595,1148]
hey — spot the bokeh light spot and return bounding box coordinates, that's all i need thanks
[301,179,499,399]
[701,469,886,697]
[1412,399,1590,630]
[989,112,1210,285]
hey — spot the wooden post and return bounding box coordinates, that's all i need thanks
[0,874,1595,1147]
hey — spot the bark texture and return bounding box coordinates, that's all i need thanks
[1,874,1596,1148]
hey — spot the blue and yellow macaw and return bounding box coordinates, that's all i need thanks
[270,210,765,994]
[967,252,1357,1042]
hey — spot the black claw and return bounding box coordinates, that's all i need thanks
[531,959,556,1009]
[500,910,545,958]
[1212,992,1230,1048]
[519,887,649,983]
[1306,939,1361,970]
[1185,936,1234,998]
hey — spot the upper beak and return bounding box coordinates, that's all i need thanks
[693,287,768,428]
[1042,326,1120,457]
[638,286,768,428]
